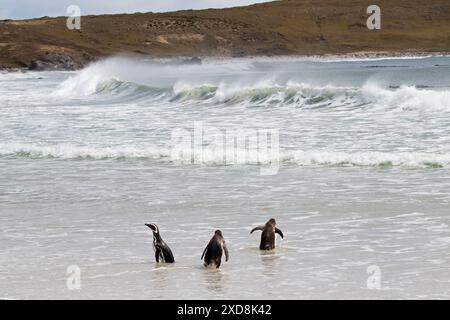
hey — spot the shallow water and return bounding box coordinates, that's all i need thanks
[1,56,450,299]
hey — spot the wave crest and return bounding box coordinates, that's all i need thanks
[2,143,449,168]
[51,57,450,111]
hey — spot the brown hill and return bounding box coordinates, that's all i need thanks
[1,0,450,69]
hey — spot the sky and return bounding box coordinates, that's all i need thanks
[0,0,273,20]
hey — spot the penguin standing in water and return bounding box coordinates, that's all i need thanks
[201,230,229,268]
[145,223,175,263]
[250,218,284,250]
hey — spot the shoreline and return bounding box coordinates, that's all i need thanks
[1,51,448,73]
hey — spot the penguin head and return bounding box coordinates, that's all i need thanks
[214,230,223,237]
[268,218,276,225]
[145,223,159,234]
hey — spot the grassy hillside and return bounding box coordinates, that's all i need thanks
[1,0,449,69]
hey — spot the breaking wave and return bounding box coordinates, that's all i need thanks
[52,57,450,111]
[2,143,449,168]
[361,83,450,111]
[171,82,359,107]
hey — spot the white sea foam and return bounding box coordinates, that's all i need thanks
[52,63,111,97]
[3,56,450,300]
[52,57,255,98]
[50,57,450,111]
[0,143,170,160]
[362,83,450,111]
[1,143,449,168]
[285,150,450,168]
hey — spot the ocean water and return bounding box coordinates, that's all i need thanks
[1,56,450,299]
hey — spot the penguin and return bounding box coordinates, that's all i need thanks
[145,223,175,263]
[201,230,229,268]
[250,218,284,250]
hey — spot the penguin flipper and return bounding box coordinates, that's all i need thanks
[250,226,264,234]
[201,245,208,261]
[155,248,161,263]
[275,228,284,239]
[223,243,229,262]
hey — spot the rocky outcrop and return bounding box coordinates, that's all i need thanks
[28,52,84,71]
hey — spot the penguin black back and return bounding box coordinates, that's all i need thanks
[250,218,284,250]
[145,223,175,263]
[201,230,229,268]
